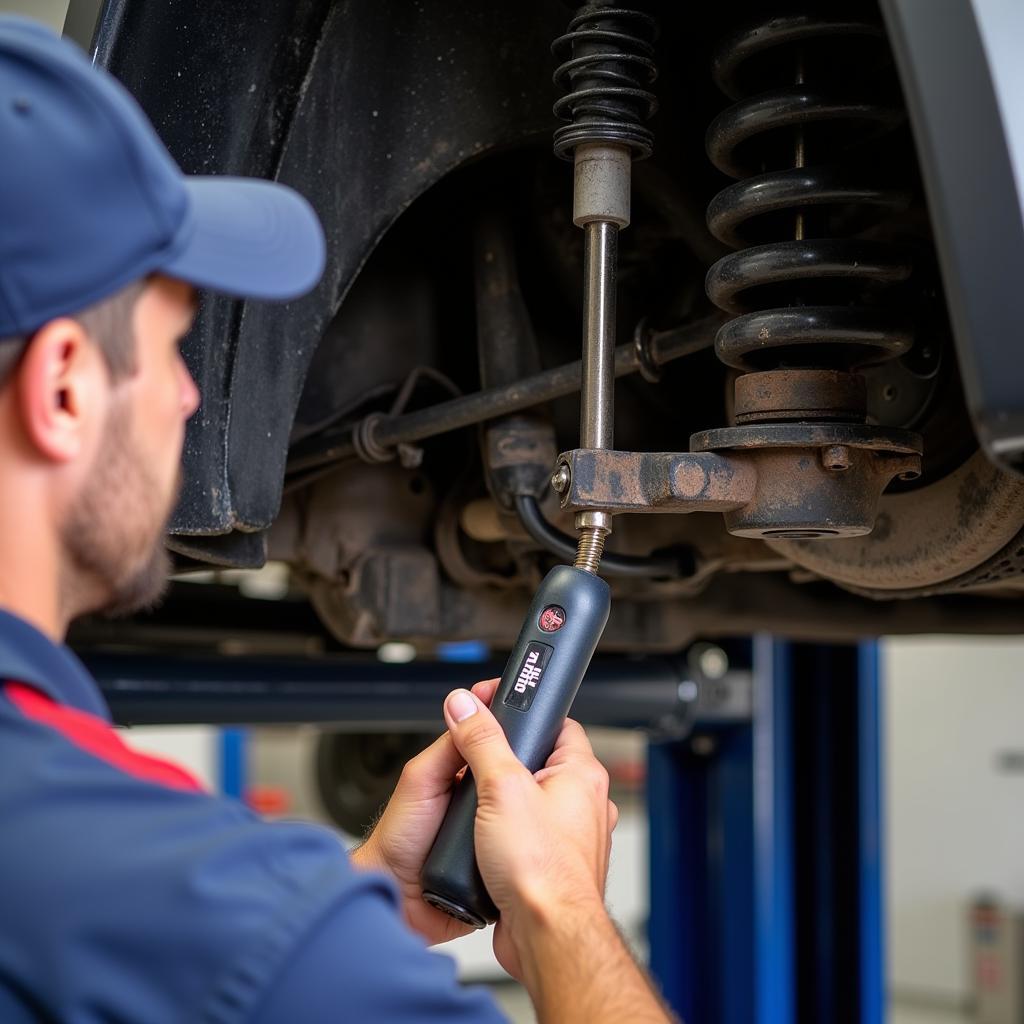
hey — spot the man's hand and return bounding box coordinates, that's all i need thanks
[439,688,617,980]
[355,680,671,1022]
[349,679,501,946]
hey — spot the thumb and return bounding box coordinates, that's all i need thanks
[443,689,527,786]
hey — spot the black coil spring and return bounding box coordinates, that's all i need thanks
[704,14,914,373]
[552,5,658,160]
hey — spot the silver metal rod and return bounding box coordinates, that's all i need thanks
[581,220,618,451]
[284,316,722,482]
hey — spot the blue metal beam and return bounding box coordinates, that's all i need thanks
[857,642,885,1024]
[753,636,795,1024]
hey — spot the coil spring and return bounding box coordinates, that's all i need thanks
[704,14,914,376]
[552,4,658,160]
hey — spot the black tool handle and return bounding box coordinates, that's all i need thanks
[420,564,611,928]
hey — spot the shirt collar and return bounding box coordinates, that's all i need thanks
[0,608,110,720]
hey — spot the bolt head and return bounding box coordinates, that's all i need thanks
[551,465,571,493]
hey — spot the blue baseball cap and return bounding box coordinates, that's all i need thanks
[0,16,326,336]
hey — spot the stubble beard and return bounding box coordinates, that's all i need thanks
[61,401,178,620]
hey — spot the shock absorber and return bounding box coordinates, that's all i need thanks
[701,13,922,538]
[552,1,657,569]
[419,2,656,928]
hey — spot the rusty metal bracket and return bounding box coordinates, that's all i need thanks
[555,449,755,514]
[555,432,923,541]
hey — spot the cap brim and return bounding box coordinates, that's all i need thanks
[161,177,326,302]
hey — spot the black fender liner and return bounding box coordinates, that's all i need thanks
[94,0,565,564]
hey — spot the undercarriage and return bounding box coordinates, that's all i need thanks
[77,0,1024,651]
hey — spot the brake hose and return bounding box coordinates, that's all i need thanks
[513,494,690,580]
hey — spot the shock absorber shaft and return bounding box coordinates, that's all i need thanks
[552,3,658,574]
[572,143,631,570]
[580,219,618,452]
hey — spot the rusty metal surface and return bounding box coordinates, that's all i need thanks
[691,421,922,457]
[733,369,867,424]
[312,566,1024,649]
[666,573,1024,642]
[720,447,919,540]
[687,400,923,538]
[268,454,1024,642]
[434,481,530,593]
[72,562,1024,658]
[556,450,755,514]
[556,438,919,540]
[766,449,1024,591]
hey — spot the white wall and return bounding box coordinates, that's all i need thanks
[885,637,1024,1004]
[118,726,219,792]
[0,0,68,30]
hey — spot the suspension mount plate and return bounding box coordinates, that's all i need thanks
[556,421,923,541]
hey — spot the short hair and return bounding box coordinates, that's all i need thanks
[0,278,147,389]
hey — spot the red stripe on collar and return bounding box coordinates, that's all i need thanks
[5,682,204,793]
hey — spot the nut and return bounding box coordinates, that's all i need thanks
[551,464,571,493]
[575,510,613,533]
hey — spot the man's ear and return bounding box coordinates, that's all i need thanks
[15,318,106,464]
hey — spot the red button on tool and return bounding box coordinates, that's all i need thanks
[539,605,566,632]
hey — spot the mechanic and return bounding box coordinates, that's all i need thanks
[0,18,672,1024]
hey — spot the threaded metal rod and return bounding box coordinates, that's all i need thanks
[574,526,608,574]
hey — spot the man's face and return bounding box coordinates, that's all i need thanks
[62,276,200,617]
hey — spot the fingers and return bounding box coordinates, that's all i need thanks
[399,731,464,796]
[443,689,529,788]
[544,717,595,769]
[471,678,500,707]
[394,679,503,794]
[552,718,594,755]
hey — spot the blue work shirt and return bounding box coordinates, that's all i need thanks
[0,609,506,1023]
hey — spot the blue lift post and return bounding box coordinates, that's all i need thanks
[648,639,885,1024]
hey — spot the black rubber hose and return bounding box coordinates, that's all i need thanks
[513,494,689,580]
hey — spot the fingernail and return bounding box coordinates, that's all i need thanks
[446,689,478,722]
